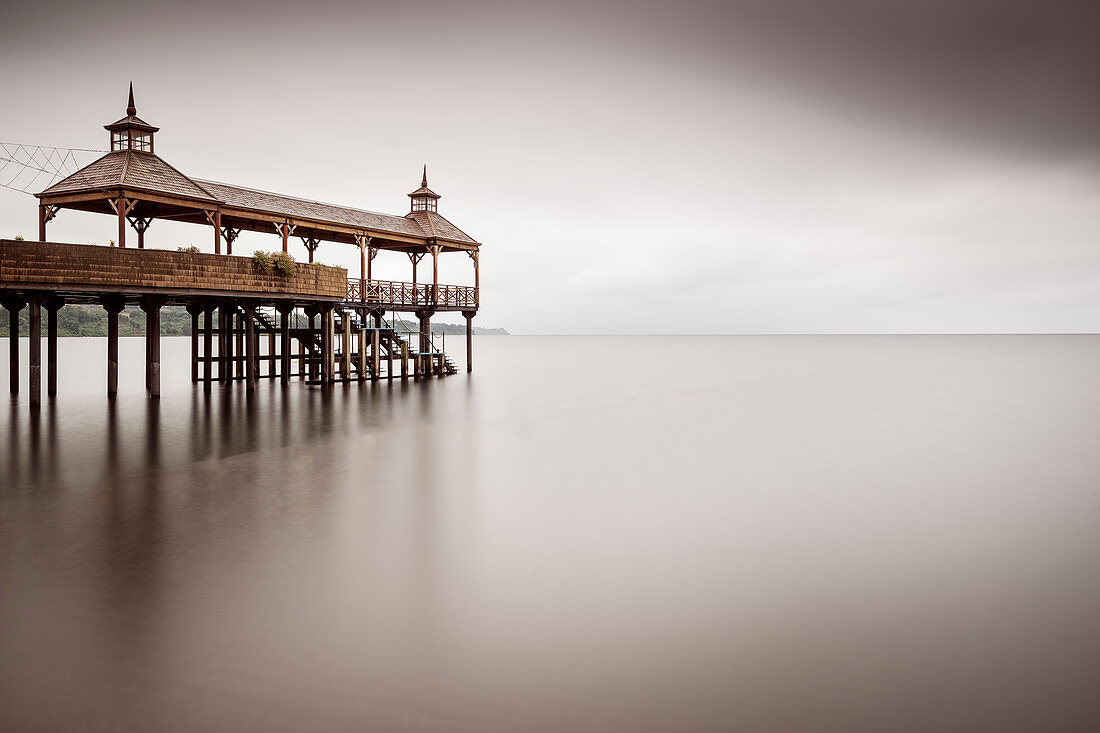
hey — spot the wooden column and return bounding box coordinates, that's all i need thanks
[117,198,127,248]
[463,310,475,373]
[470,250,480,306]
[27,295,42,408]
[223,226,240,256]
[243,303,256,391]
[410,252,422,305]
[400,341,408,380]
[277,304,292,385]
[38,204,47,241]
[203,304,214,393]
[45,297,64,397]
[431,244,440,306]
[141,296,165,398]
[129,216,152,249]
[214,211,222,255]
[303,237,319,264]
[102,297,124,399]
[3,297,24,394]
[186,303,202,382]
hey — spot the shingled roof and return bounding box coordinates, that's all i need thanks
[40,151,218,201]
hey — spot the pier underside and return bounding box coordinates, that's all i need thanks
[2,240,477,408]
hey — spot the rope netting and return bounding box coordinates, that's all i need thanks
[0,142,105,195]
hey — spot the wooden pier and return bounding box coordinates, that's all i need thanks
[1,86,480,408]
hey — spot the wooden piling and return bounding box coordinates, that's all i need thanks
[186,302,202,382]
[141,296,164,398]
[235,311,244,378]
[28,295,42,408]
[4,297,25,394]
[357,323,367,380]
[102,297,124,399]
[203,304,214,393]
[463,311,475,373]
[277,305,292,385]
[340,311,351,380]
[45,297,64,396]
[218,306,229,382]
[243,303,256,391]
[371,328,380,380]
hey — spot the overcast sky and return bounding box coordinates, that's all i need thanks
[1,0,1098,333]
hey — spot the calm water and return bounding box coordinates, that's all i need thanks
[2,335,1099,732]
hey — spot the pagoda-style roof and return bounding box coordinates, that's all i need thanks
[41,150,216,202]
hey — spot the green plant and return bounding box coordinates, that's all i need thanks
[108,239,116,247]
[177,245,201,253]
[13,235,24,241]
[253,250,274,272]
[271,251,296,277]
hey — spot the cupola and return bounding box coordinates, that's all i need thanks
[408,165,441,213]
[104,83,159,153]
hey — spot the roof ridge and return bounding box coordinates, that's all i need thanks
[416,210,439,238]
[118,150,132,187]
[195,178,399,219]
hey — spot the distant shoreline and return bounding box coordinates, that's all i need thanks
[0,304,508,338]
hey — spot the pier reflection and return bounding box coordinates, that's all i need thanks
[0,374,480,731]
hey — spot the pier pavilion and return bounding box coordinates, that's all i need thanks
[1,85,481,408]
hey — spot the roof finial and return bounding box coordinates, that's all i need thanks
[422,164,428,188]
[126,82,136,117]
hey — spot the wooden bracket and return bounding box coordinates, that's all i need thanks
[222,226,241,244]
[41,204,59,224]
[408,252,426,265]
[300,236,321,252]
[127,216,153,233]
[107,197,137,216]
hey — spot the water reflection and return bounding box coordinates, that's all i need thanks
[2,336,1100,731]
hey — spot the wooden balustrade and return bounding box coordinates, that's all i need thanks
[347,278,477,309]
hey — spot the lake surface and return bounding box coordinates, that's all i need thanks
[2,335,1099,731]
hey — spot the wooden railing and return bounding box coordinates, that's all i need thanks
[347,279,478,309]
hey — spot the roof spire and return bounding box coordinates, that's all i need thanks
[126,82,136,117]
[422,164,428,188]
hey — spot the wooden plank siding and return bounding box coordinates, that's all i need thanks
[0,240,346,302]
